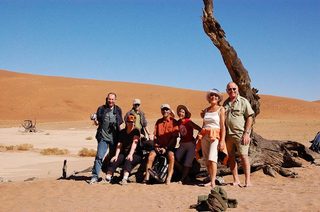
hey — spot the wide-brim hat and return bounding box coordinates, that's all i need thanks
[207,88,223,101]
[176,105,191,118]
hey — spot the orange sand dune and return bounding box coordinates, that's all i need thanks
[1,69,319,124]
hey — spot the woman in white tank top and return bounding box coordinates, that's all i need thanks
[198,88,226,188]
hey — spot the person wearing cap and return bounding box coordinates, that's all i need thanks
[224,82,254,187]
[199,88,226,188]
[124,98,150,137]
[175,105,201,184]
[89,92,123,184]
[104,114,141,185]
[143,103,179,184]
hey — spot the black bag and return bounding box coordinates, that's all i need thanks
[140,137,154,153]
[148,155,168,183]
[310,131,320,153]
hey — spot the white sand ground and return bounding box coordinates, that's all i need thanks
[0,126,96,181]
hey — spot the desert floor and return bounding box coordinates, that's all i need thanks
[1,70,319,211]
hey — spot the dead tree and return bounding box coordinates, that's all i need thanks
[202,0,319,177]
[21,120,37,132]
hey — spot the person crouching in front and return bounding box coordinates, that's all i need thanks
[143,104,179,185]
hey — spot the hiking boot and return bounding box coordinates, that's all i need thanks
[88,177,98,185]
[119,179,128,185]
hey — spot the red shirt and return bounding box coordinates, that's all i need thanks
[178,118,195,143]
[154,117,179,147]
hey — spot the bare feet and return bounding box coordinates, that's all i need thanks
[244,183,253,187]
[200,181,215,188]
[203,182,212,187]
[165,177,171,185]
[142,177,149,184]
[231,181,241,186]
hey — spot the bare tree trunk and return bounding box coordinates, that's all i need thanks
[202,0,260,117]
[201,0,319,177]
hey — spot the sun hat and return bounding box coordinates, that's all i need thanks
[160,103,175,117]
[133,99,141,105]
[207,88,223,101]
[160,103,171,110]
[176,105,191,118]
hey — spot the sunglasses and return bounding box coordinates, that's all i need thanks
[161,108,170,111]
[134,104,140,106]
[227,88,237,92]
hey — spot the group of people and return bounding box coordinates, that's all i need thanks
[89,82,254,188]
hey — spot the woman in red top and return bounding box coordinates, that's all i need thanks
[175,105,201,183]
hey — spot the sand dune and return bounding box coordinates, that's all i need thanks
[1,69,319,123]
[1,69,320,211]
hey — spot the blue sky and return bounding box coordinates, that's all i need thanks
[1,0,319,101]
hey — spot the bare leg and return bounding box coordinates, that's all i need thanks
[166,151,175,185]
[228,156,240,186]
[210,161,217,188]
[240,155,252,187]
[204,161,217,188]
[144,151,156,182]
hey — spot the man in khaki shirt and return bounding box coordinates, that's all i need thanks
[224,82,254,187]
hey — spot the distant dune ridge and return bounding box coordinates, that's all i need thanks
[1,69,320,123]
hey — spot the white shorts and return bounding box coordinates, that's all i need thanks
[201,134,218,163]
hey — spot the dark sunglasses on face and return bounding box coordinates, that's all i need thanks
[161,108,170,111]
[134,104,140,106]
[228,88,237,92]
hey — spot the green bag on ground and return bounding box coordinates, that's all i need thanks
[190,186,238,211]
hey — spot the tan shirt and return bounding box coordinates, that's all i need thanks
[132,110,142,130]
[224,95,254,139]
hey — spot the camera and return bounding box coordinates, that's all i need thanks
[90,113,97,120]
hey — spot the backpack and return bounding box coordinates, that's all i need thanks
[190,186,238,211]
[140,137,154,154]
[148,155,168,183]
[310,131,320,153]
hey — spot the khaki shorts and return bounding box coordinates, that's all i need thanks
[201,134,218,163]
[226,135,249,156]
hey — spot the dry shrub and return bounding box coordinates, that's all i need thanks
[78,148,96,157]
[5,145,16,151]
[0,145,7,152]
[85,136,93,141]
[40,148,69,155]
[17,143,34,151]
[0,144,33,152]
